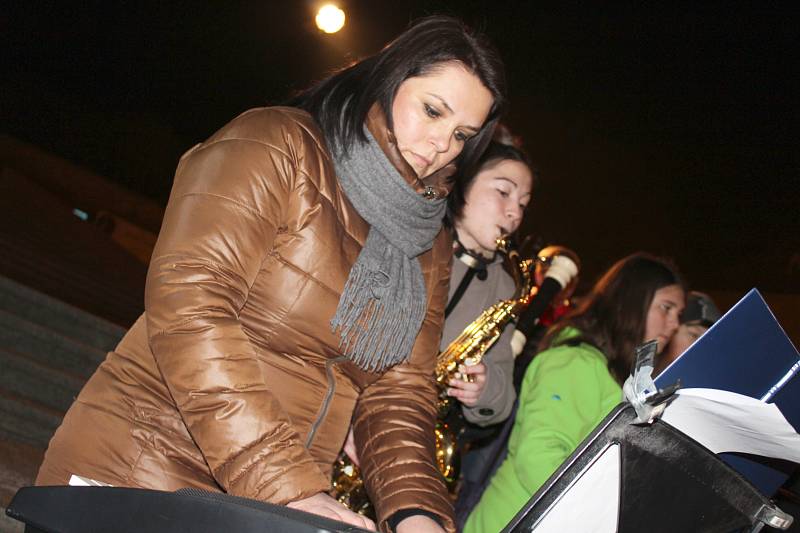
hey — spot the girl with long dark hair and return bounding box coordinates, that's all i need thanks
[464,253,685,532]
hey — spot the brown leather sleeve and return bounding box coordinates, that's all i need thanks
[353,231,456,533]
[145,113,330,503]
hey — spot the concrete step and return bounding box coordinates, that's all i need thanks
[0,437,45,531]
[0,348,85,414]
[0,388,62,450]
[0,245,143,328]
[0,275,125,352]
[0,310,108,379]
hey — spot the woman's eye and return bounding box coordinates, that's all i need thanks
[424,104,440,118]
[497,189,510,198]
[454,131,468,142]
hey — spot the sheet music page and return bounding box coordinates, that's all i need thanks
[660,388,800,463]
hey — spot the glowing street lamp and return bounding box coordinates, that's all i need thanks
[315,4,345,34]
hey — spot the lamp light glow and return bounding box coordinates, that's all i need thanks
[315,4,345,34]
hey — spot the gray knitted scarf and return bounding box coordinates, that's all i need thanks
[331,128,446,372]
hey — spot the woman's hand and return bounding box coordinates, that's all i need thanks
[446,362,487,407]
[287,492,375,531]
[343,426,360,467]
[396,514,446,533]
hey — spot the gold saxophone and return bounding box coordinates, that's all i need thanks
[330,238,534,515]
[433,237,534,487]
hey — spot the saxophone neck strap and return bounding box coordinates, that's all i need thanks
[453,237,492,272]
[445,240,490,318]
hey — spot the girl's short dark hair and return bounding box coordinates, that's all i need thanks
[289,15,506,173]
[446,129,536,225]
[542,253,686,385]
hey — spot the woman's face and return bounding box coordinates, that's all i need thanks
[455,159,533,257]
[391,61,493,179]
[644,284,685,354]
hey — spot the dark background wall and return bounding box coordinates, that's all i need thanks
[4,1,799,296]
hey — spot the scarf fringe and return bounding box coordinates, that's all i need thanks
[331,264,426,372]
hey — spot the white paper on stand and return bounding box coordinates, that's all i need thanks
[531,443,620,533]
[659,388,800,463]
[68,474,112,487]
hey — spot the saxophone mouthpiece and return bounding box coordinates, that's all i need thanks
[495,235,512,254]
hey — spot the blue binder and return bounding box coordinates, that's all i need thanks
[655,288,800,495]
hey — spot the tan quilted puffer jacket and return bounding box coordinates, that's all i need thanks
[36,106,455,532]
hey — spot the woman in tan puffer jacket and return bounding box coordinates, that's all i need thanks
[36,16,506,533]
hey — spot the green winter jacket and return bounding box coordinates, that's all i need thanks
[464,329,622,533]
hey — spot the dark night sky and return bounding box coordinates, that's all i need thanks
[4,2,799,294]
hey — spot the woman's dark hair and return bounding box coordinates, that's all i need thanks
[541,253,685,385]
[289,15,506,173]
[446,126,536,226]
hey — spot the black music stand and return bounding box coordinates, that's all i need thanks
[504,403,794,533]
[6,486,372,533]
[6,403,796,532]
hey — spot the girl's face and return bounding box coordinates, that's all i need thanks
[644,284,685,354]
[455,159,533,257]
[391,61,493,179]
[661,322,708,367]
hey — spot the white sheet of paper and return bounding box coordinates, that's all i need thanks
[531,443,620,533]
[68,474,112,487]
[660,388,800,463]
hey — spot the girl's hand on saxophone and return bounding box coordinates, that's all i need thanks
[447,363,487,406]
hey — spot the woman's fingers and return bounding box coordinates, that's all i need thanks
[287,493,376,530]
[330,504,375,530]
